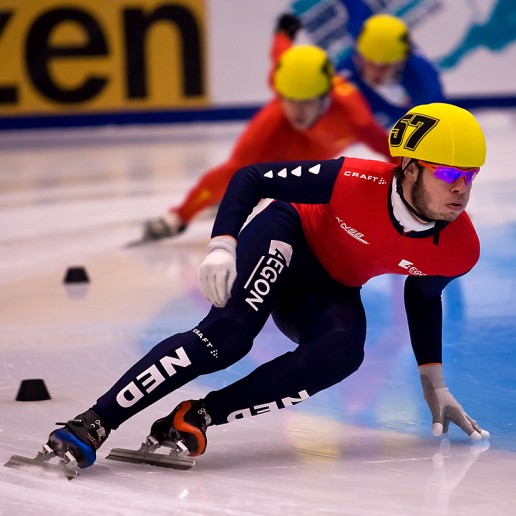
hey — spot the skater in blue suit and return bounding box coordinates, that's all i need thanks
[335,13,446,129]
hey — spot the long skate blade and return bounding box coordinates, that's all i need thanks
[124,238,154,248]
[106,448,195,470]
[4,454,79,480]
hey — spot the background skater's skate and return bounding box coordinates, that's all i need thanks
[125,212,186,247]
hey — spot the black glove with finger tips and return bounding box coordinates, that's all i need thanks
[276,13,301,39]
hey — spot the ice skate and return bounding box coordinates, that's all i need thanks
[46,409,111,468]
[104,400,209,470]
[5,409,110,479]
[5,443,80,480]
[150,400,212,457]
[142,211,186,241]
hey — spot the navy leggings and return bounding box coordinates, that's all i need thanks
[94,202,366,428]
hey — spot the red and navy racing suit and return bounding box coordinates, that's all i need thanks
[93,157,479,427]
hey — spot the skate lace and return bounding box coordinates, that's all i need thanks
[197,407,212,428]
[56,416,109,442]
[93,419,108,439]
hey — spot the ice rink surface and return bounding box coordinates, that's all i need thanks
[0,109,515,515]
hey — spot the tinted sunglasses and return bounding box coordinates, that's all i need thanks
[417,160,479,185]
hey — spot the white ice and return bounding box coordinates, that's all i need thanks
[1,110,515,515]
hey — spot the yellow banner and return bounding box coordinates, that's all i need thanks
[0,0,208,115]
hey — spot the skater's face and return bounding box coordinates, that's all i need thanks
[404,160,475,222]
[280,96,328,130]
[358,56,404,86]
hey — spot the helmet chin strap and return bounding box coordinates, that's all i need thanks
[396,159,437,223]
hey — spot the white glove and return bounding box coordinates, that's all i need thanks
[197,236,237,308]
[419,364,490,441]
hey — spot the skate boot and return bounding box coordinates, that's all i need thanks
[143,211,186,241]
[150,400,211,457]
[47,409,111,468]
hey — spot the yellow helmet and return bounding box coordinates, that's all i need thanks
[273,45,334,100]
[389,103,486,168]
[356,14,410,64]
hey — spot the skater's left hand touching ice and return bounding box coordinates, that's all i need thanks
[419,364,490,441]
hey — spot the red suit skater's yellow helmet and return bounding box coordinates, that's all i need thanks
[273,45,334,100]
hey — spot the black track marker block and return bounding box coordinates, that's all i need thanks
[16,379,51,401]
[64,266,90,284]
